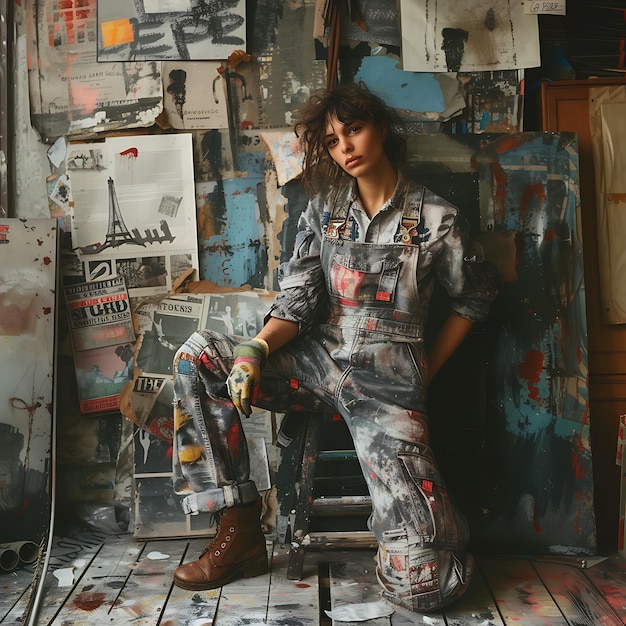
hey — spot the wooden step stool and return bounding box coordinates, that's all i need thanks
[274,409,377,580]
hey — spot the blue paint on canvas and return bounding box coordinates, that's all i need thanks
[199,177,264,288]
[407,132,594,553]
[354,55,445,115]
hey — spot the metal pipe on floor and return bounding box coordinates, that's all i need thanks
[0,546,19,572]
[0,541,39,568]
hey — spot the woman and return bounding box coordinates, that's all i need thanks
[171,83,497,613]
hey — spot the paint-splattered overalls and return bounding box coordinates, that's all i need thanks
[173,176,496,611]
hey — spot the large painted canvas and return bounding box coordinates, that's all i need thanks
[405,132,594,554]
[0,219,58,553]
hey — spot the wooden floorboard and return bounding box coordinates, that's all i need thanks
[2,530,625,626]
[442,564,505,626]
[476,556,569,625]
[582,554,626,623]
[532,560,623,626]
[267,543,319,626]
[158,538,221,626]
[0,567,34,623]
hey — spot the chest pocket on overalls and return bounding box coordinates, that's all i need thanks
[328,253,402,307]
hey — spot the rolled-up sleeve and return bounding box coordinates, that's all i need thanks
[266,197,330,333]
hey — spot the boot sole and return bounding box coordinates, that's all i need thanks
[173,555,269,591]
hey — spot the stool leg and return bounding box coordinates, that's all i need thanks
[275,411,308,544]
[286,414,320,580]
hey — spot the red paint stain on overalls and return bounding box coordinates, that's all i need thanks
[228,424,241,458]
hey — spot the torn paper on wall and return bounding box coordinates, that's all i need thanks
[162,61,229,129]
[260,131,304,186]
[27,0,162,143]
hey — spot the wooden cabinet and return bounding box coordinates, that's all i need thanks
[542,79,626,553]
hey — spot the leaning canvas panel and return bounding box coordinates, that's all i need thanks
[27,0,162,143]
[0,218,58,550]
[407,132,593,553]
[588,87,626,324]
[0,0,7,217]
[599,102,626,324]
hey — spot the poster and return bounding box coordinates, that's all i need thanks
[27,0,162,142]
[134,294,205,377]
[162,61,229,129]
[73,343,135,415]
[64,277,135,351]
[68,134,199,297]
[97,0,246,61]
[399,0,540,72]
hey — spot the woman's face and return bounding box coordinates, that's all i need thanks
[324,114,388,179]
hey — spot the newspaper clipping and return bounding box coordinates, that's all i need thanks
[65,276,135,352]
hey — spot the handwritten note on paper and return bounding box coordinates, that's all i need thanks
[524,1,566,16]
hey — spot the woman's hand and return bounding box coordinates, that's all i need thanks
[226,338,269,417]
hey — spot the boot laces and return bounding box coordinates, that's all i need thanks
[205,518,236,557]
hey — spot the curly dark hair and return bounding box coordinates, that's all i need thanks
[294,83,406,196]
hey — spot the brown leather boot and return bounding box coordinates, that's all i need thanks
[173,499,268,590]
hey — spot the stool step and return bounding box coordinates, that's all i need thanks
[317,449,358,461]
[312,495,372,516]
[305,530,377,549]
[313,474,367,494]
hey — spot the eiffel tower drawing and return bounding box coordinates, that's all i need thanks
[77,177,145,254]
[104,177,145,248]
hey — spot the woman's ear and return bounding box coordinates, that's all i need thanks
[380,121,388,141]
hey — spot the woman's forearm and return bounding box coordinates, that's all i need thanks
[425,314,474,390]
[255,316,299,353]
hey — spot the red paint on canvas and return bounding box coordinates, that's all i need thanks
[516,350,544,402]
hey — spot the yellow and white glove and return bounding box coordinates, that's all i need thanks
[226,338,269,418]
